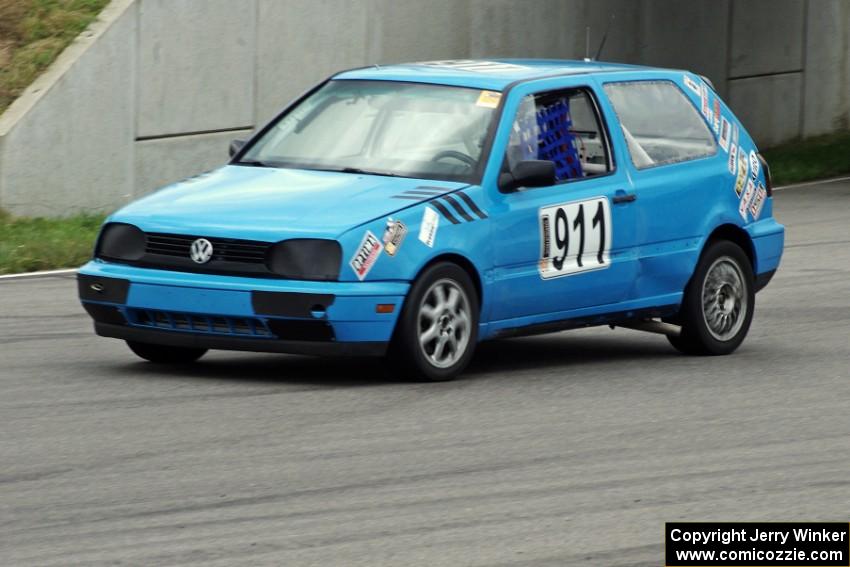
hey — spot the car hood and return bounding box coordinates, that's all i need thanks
[111,165,468,241]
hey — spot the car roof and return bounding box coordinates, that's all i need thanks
[335,59,657,90]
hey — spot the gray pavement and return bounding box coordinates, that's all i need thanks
[1,182,848,566]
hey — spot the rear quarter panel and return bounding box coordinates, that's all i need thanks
[593,69,780,291]
[673,69,783,277]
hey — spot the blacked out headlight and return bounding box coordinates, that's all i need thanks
[265,239,341,281]
[96,223,146,261]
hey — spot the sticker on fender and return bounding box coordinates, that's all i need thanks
[734,146,748,197]
[539,196,611,279]
[750,183,767,220]
[382,219,407,256]
[419,206,439,248]
[350,231,383,280]
[739,179,755,221]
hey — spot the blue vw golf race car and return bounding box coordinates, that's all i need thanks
[78,59,785,381]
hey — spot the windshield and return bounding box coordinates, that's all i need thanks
[238,80,500,183]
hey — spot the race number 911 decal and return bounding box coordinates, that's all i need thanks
[539,196,612,279]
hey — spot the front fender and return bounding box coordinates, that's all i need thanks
[336,188,493,285]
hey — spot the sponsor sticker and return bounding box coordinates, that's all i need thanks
[727,142,738,175]
[476,90,502,109]
[700,83,711,121]
[734,146,748,197]
[541,215,551,259]
[750,183,767,220]
[349,231,382,280]
[418,206,439,248]
[728,123,740,174]
[713,98,721,133]
[719,117,731,152]
[382,219,407,256]
[683,74,702,96]
[739,179,755,220]
[749,150,760,181]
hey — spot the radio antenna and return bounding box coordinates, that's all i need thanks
[594,14,615,61]
[584,26,591,61]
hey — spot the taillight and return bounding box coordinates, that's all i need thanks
[757,153,772,195]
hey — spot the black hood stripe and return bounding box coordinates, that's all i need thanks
[403,190,448,196]
[430,201,461,224]
[456,191,488,219]
[389,186,488,224]
[392,186,454,200]
[441,195,474,222]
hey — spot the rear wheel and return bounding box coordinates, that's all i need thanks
[390,262,479,381]
[668,240,754,355]
[126,341,207,364]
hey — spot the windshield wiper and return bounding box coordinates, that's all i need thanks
[236,159,275,168]
[236,162,401,177]
[336,167,400,177]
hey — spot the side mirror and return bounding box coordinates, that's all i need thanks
[499,159,556,192]
[229,139,246,158]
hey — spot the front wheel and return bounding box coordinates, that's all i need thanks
[389,262,479,381]
[126,341,207,364]
[668,240,755,356]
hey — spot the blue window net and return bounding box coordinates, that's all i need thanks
[515,98,583,181]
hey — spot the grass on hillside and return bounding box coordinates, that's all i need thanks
[0,0,110,115]
[762,130,850,186]
[0,209,104,273]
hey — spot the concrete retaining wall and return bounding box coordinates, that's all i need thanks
[1,0,848,216]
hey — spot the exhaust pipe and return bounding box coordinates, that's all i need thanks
[617,319,681,337]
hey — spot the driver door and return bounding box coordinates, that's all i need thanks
[488,84,640,323]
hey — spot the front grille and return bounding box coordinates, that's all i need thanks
[128,309,273,338]
[145,233,268,264]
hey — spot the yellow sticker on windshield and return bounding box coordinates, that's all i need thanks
[476,90,501,109]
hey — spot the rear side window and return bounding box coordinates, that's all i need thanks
[505,88,612,183]
[603,81,716,169]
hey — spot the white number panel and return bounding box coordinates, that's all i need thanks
[538,196,612,279]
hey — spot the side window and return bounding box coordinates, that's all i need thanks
[603,81,716,169]
[505,88,612,183]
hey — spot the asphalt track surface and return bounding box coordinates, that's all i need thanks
[1,181,848,566]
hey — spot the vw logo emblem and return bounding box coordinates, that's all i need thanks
[189,238,214,264]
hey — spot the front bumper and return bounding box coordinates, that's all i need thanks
[77,261,409,357]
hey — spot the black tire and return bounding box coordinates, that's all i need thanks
[668,240,755,356]
[389,262,479,381]
[126,341,207,364]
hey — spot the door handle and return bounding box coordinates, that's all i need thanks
[612,193,637,204]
